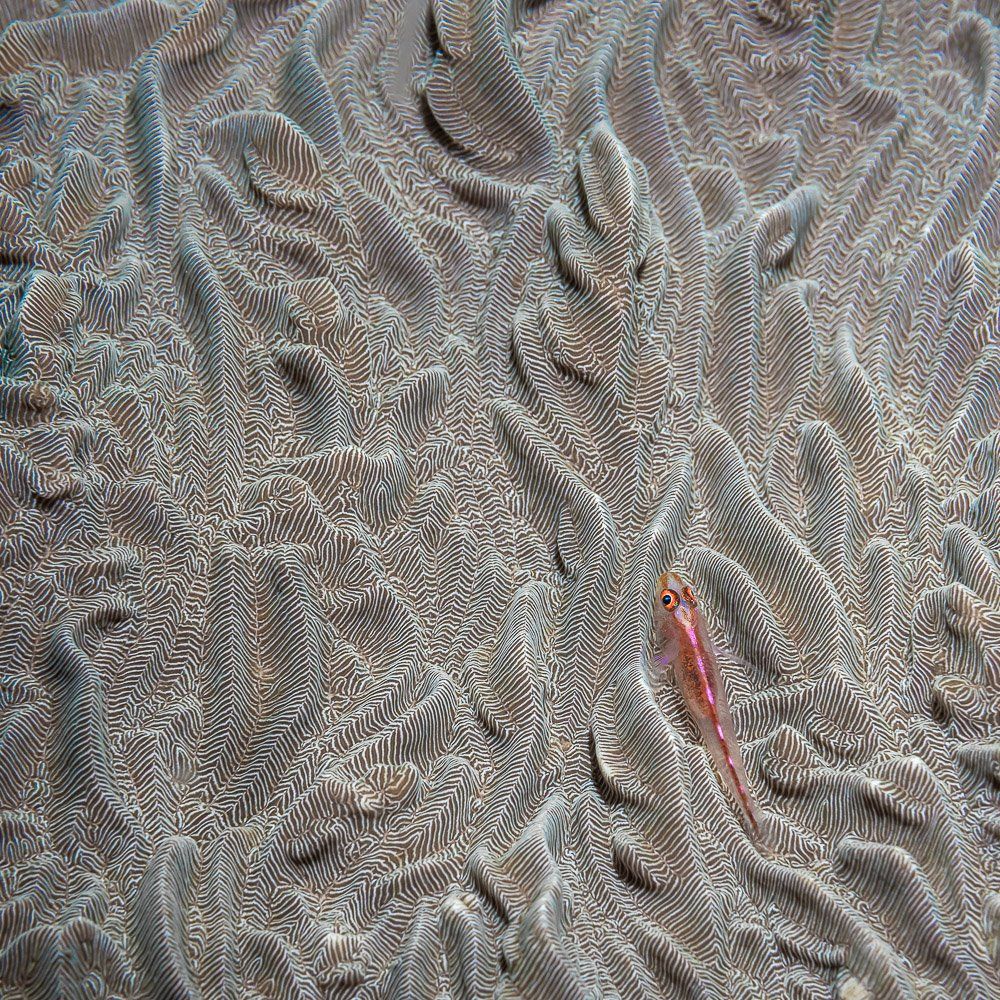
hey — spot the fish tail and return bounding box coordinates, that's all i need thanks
[717,733,765,845]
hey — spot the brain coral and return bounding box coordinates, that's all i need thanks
[0,0,998,998]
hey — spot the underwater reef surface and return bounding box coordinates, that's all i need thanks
[0,0,998,997]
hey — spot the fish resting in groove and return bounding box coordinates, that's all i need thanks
[651,570,765,844]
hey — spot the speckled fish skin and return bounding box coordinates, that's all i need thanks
[652,571,764,843]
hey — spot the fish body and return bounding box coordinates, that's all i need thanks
[651,571,763,842]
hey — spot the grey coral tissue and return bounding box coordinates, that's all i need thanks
[0,1,998,998]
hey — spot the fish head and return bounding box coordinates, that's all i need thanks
[653,570,700,633]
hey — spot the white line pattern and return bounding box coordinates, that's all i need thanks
[0,1,998,997]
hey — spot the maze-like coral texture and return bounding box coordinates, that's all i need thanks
[0,0,998,997]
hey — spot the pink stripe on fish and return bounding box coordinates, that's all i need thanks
[654,573,763,842]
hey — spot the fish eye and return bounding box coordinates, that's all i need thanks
[660,588,679,610]
[682,585,697,607]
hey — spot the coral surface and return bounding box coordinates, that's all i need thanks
[1,0,998,997]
